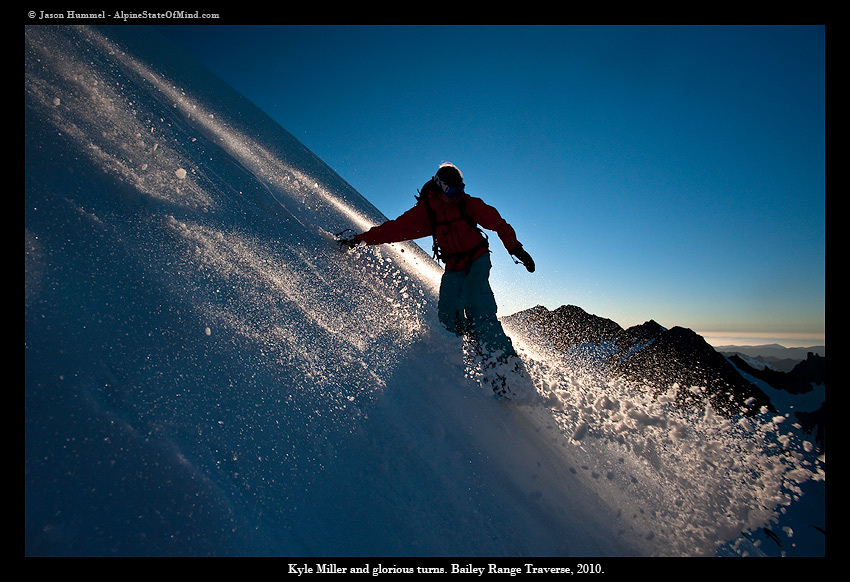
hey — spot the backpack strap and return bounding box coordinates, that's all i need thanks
[415,182,441,260]
[415,182,488,263]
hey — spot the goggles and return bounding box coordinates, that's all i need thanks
[434,174,465,199]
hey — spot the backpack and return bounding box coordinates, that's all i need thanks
[415,180,488,263]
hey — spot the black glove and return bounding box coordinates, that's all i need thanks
[335,229,361,251]
[512,245,535,273]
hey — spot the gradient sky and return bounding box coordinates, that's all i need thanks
[155,25,825,347]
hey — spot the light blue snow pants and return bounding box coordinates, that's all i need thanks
[438,253,516,358]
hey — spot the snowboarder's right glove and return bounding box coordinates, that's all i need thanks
[335,229,362,252]
[511,245,535,273]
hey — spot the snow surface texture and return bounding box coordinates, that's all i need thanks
[25,25,824,557]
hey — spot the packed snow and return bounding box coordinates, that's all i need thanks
[25,25,824,558]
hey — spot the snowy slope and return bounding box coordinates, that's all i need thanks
[25,25,824,558]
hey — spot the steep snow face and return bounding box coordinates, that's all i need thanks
[25,25,823,558]
[25,24,446,556]
[26,24,441,426]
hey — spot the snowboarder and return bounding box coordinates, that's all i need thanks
[339,163,535,396]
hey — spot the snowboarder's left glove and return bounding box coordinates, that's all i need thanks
[511,245,535,273]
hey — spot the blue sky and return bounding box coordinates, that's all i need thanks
[156,25,825,347]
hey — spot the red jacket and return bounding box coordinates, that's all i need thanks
[357,185,521,272]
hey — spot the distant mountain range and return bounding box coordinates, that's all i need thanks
[715,343,824,373]
[504,305,825,448]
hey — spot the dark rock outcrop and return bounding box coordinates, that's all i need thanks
[505,305,778,416]
[513,304,623,350]
[730,352,825,395]
[609,325,773,416]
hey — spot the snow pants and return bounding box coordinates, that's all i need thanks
[438,253,516,358]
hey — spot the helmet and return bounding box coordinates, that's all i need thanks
[436,163,463,185]
[434,163,465,199]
